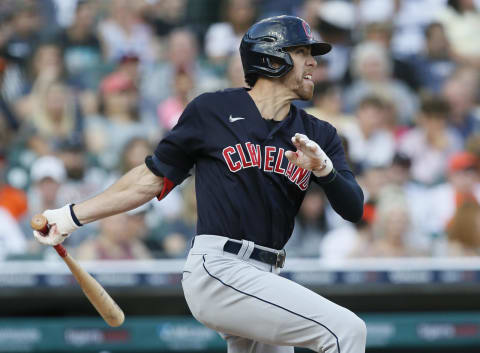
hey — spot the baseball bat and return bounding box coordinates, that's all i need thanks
[30,214,125,327]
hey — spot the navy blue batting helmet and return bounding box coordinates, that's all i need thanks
[240,15,331,85]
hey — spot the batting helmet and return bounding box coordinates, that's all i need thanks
[240,15,331,85]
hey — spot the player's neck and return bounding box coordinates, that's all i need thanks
[248,80,294,121]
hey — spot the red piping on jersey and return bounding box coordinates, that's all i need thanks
[157,177,175,201]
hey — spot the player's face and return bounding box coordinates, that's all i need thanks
[281,46,317,100]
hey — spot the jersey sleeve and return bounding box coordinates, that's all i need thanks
[150,99,204,185]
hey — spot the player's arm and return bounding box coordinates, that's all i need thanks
[73,163,164,224]
[285,133,364,222]
[33,163,166,246]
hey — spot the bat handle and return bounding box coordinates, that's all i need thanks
[54,244,68,257]
[31,215,68,257]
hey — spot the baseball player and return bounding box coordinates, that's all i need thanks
[33,16,366,353]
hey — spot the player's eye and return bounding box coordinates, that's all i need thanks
[295,47,310,56]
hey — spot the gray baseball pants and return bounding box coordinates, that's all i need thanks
[181,235,367,353]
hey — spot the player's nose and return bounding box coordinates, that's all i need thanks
[306,54,317,68]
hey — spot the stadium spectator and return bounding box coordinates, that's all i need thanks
[13,41,88,135]
[320,204,375,259]
[97,0,155,65]
[341,95,395,173]
[287,184,328,258]
[21,155,65,256]
[0,206,27,260]
[18,79,82,156]
[385,153,433,252]
[26,155,66,216]
[397,95,463,185]
[224,53,246,88]
[427,151,480,249]
[362,21,419,91]
[435,0,480,69]
[126,202,155,253]
[14,41,65,110]
[157,68,195,132]
[142,0,187,38]
[297,0,323,32]
[0,20,27,102]
[141,28,221,112]
[117,137,153,176]
[149,179,196,259]
[465,134,480,175]
[3,1,43,71]
[55,140,106,247]
[56,140,104,204]
[369,186,426,257]
[0,64,21,149]
[446,200,480,256]
[116,53,141,87]
[407,22,456,94]
[204,0,256,67]
[344,41,418,125]
[75,211,152,260]
[0,148,27,221]
[442,66,480,141]
[357,0,446,56]
[56,0,103,90]
[85,71,154,170]
[315,0,355,83]
[305,81,353,133]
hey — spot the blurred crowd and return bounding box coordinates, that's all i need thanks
[1,0,480,261]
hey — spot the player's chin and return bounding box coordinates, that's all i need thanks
[297,87,314,101]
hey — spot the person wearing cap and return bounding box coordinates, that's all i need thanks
[315,0,355,83]
[18,155,66,256]
[85,71,154,170]
[27,155,67,216]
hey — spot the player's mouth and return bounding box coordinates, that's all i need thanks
[303,74,313,86]
[303,74,312,81]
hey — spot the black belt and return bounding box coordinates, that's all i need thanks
[223,240,286,268]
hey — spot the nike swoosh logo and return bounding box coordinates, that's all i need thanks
[229,115,245,123]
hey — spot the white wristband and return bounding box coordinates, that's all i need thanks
[43,204,81,235]
[33,204,82,246]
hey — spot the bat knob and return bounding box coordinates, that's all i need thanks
[31,214,49,235]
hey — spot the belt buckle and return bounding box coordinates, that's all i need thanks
[276,249,286,268]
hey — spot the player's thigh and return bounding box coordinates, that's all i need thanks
[183,254,363,350]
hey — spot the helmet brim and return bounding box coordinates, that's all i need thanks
[311,42,332,56]
[283,41,332,56]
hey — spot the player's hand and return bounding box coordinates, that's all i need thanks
[33,224,68,246]
[32,205,80,246]
[285,133,333,177]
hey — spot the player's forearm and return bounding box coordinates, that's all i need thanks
[316,169,364,222]
[73,164,164,224]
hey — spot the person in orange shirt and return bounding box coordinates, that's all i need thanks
[0,149,27,220]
